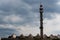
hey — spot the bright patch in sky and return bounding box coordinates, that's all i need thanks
[56,2,60,5]
[44,13,60,35]
[3,15,23,23]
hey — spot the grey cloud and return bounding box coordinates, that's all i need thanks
[0,0,59,37]
[0,0,40,37]
[0,0,33,25]
[23,0,40,5]
[41,0,59,13]
[0,28,19,38]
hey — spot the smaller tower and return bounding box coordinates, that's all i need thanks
[40,4,43,40]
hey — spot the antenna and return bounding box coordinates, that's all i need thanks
[40,1,44,40]
[40,0,43,5]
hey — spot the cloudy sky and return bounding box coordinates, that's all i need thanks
[0,0,60,37]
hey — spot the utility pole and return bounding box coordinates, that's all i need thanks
[40,4,43,40]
